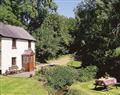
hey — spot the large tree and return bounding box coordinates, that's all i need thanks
[0,0,57,30]
[32,14,72,62]
[73,0,120,77]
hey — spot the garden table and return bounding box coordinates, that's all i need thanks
[94,77,117,90]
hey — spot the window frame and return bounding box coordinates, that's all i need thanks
[12,39,17,49]
[12,57,16,65]
[28,40,31,49]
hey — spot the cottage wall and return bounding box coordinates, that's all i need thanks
[1,37,35,74]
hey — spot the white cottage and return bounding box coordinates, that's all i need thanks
[0,22,36,74]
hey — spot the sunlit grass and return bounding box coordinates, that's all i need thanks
[70,81,120,95]
[0,76,48,95]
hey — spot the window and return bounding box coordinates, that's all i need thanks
[12,57,16,65]
[28,41,31,48]
[12,39,16,49]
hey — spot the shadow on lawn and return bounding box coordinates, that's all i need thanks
[91,87,106,91]
[114,83,120,87]
[91,84,120,92]
[91,86,114,91]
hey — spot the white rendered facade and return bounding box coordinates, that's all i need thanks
[0,37,35,74]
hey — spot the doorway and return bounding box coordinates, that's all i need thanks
[22,49,35,72]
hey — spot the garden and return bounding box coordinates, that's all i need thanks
[68,81,120,95]
[0,58,120,95]
[35,60,120,95]
[0,0,120,95]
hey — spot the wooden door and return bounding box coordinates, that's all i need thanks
[22,55,29,71]
[22,55,34,72]
[28,55,33,71]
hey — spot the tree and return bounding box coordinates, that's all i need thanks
[0,0,57,30]
[0,0,22,25]
[32,14,72,62]
[33,28,60,62]
[73,0,120,73]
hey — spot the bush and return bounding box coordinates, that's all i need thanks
[67,61,82,68]
[113,47,120,56]
[77,66,98,82]
[44,66,78,90]
[35,69,41,76]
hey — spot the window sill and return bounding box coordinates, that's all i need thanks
[28,47,31,49]
[12,47,17,49]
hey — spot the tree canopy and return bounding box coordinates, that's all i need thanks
[72,0,120,78]
[0,0,57,30]
[32,14,72,62]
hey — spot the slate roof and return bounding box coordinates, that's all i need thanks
[0,22,36,41]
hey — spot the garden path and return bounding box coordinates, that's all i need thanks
[7,71,35,77]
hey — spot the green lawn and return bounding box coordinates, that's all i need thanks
[69,81,120,95]
[0,76,48,95]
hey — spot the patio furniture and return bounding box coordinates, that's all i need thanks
[94,77,118,90]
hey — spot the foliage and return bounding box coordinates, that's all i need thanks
[67,61,82,68]
[113,47,120,57]
[35,69,42,76]
[43,66,78,90]
[46,85,55,95]
[77,66,98,82]
[33,14,72,62]
[0,2,22,25]
[33,28,60,62]
[72,0,120,78]
[0,0,57,29]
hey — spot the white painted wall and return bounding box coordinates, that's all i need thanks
[1,37,35,74]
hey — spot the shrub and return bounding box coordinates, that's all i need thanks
[35,69,41,76]
[44,66,78,90]
[113,47,120,56]
[77,66,98,82]
[67,61,82,68]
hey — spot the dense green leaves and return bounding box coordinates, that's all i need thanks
[33,14,72,62]
[0,0,57,29]
[33,28,60,61]
[73,0,120,66]
[72,0,120,79]
[77,66,98,82]
[43,66,78,90]
[0,1,22,25]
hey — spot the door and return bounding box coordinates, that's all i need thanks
[28,55,34,71]
[22,55,28,71]
[22,55,34,72]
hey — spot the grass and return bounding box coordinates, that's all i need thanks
[67,61,82,68]
[0,76,48,95]
[46,54,74,65]
[69,81,120,95]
